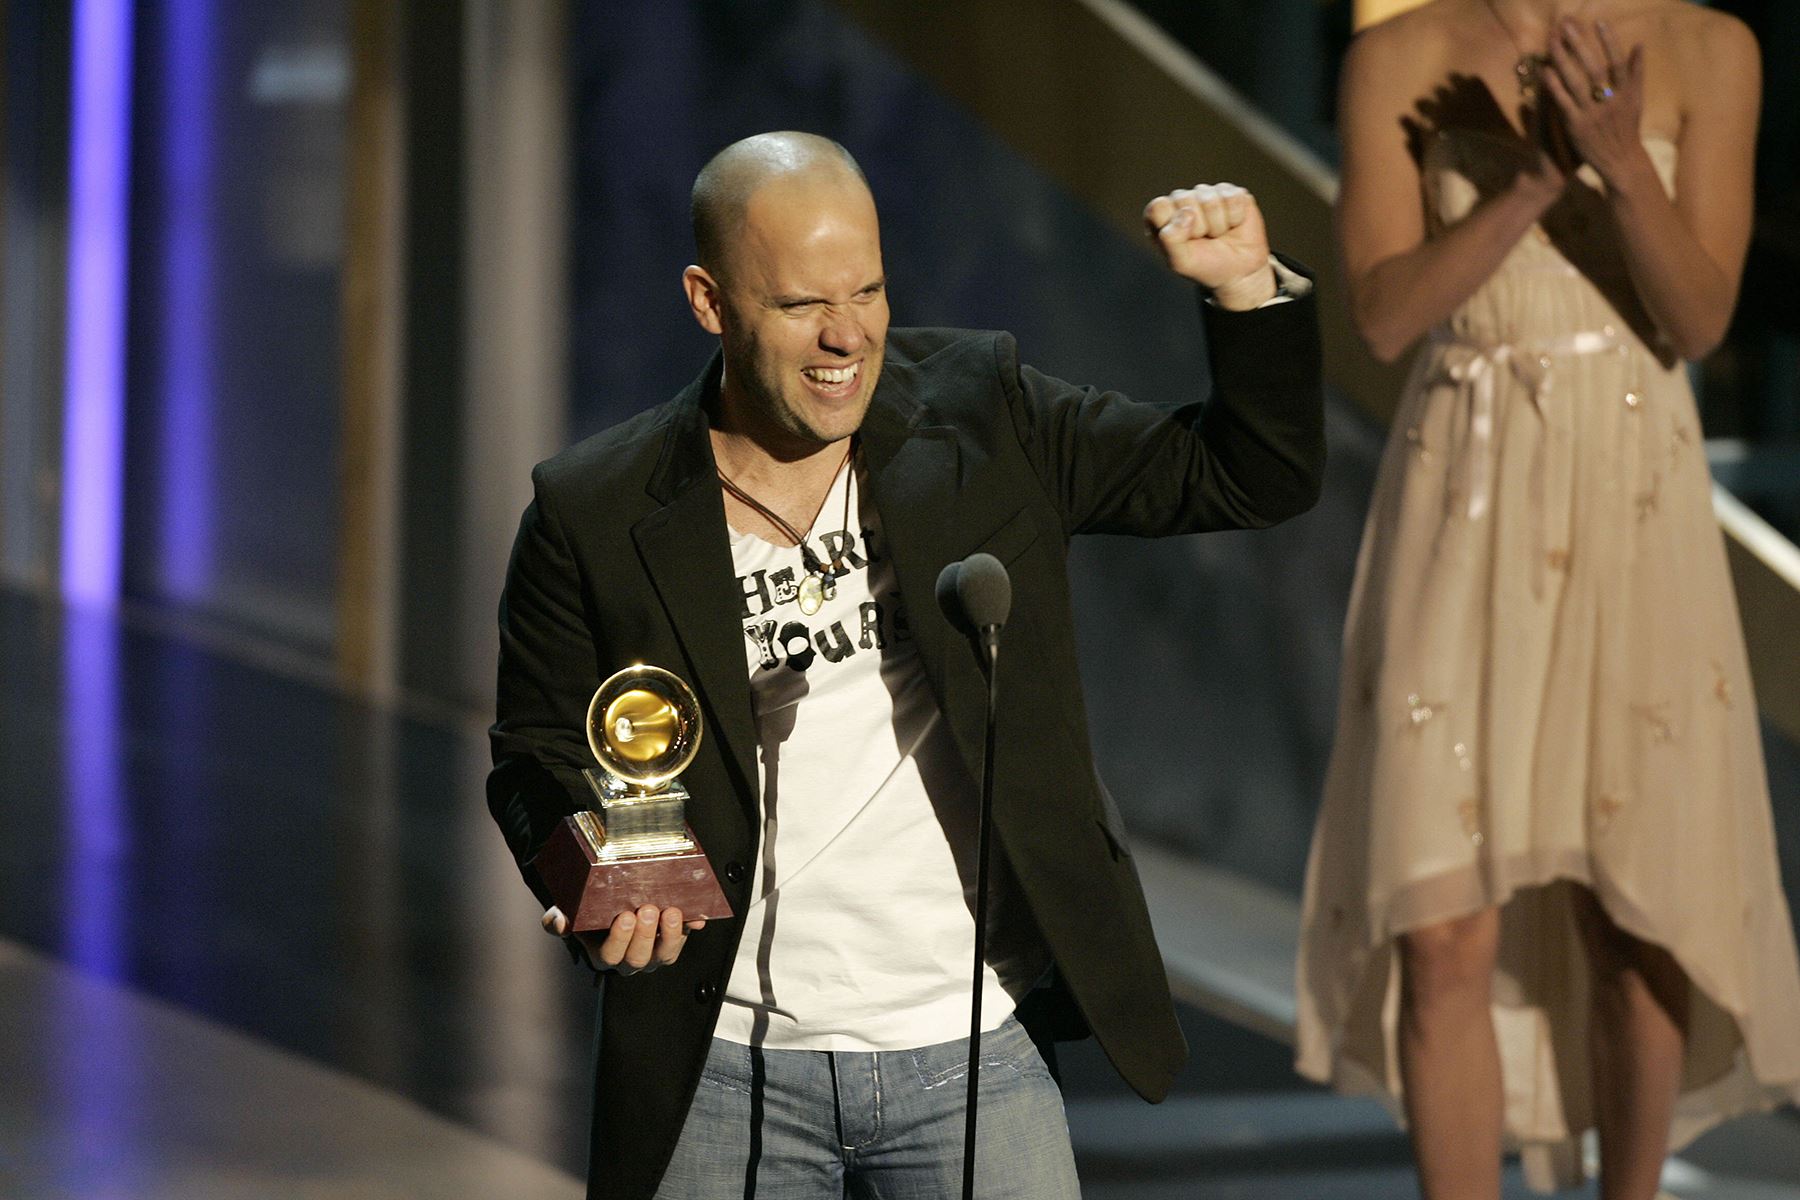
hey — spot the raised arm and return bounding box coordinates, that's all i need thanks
[1337,24,1567,363]
[1004,278,1324,539]
[994,180,1325,538]
[1544,15,1759,360]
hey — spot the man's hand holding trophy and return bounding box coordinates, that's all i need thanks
[533,664,732,974]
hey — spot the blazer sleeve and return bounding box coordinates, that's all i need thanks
[487,468,599,908]
[1001,267,1326,538]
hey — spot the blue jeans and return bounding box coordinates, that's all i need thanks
[653,1015,1080,1198]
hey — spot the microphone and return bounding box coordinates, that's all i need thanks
[936,552,1011,667]
[935,560,972,636]
[935,551,1012,1200]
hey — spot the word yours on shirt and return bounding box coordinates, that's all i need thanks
[744,599,912,673]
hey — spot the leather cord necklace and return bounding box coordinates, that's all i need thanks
[718,438,858,616]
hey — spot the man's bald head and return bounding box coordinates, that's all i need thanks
[691,132,870,279]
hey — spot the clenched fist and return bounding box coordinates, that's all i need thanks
[1143,183,1276,310]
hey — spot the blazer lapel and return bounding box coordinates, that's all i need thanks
[633,353,988,815]
[632,362,759,823]
[859,377,987,779]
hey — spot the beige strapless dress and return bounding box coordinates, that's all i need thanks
[1296,129,1800,1187]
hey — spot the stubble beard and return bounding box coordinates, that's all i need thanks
[727,344,880,461]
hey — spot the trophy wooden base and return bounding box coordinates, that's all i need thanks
[531,814,733,933]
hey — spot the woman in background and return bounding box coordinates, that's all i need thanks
[1297,2,1800,1196]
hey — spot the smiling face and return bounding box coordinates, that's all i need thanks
[684,170,888,458]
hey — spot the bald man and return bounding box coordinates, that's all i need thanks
[489,131,1324,1199]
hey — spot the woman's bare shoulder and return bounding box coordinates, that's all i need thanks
[1344,1,1462,92]
[1676,2,1758,63]
[1349,1,1460,62]
[1634,0,1758,60]
[1642,1,1760,111]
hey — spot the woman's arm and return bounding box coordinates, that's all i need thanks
[1338,24,1567,364]
[1545,15,1760,359]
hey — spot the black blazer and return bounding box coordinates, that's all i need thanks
[489,284,1325,1199]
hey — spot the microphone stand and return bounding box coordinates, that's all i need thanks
[961,624,999,1200]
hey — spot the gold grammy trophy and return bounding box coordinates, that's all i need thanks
[530,665,732,933]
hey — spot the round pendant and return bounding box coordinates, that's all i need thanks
[1515,52,1548,101]
[797,574,824,615]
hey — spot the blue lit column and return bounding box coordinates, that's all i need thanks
[60,0,133,982]
[60,0,134,605]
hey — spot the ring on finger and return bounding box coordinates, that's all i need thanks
[1590,82,1614,102]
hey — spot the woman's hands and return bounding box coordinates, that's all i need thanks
[1542,18,1655,195]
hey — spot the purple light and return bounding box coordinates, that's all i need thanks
[161,0,216,599]
[62,606,127,978]
[57,604,132,1165]
[61,0,135,605]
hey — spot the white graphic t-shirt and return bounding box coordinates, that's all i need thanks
[713,458,1040,1051]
